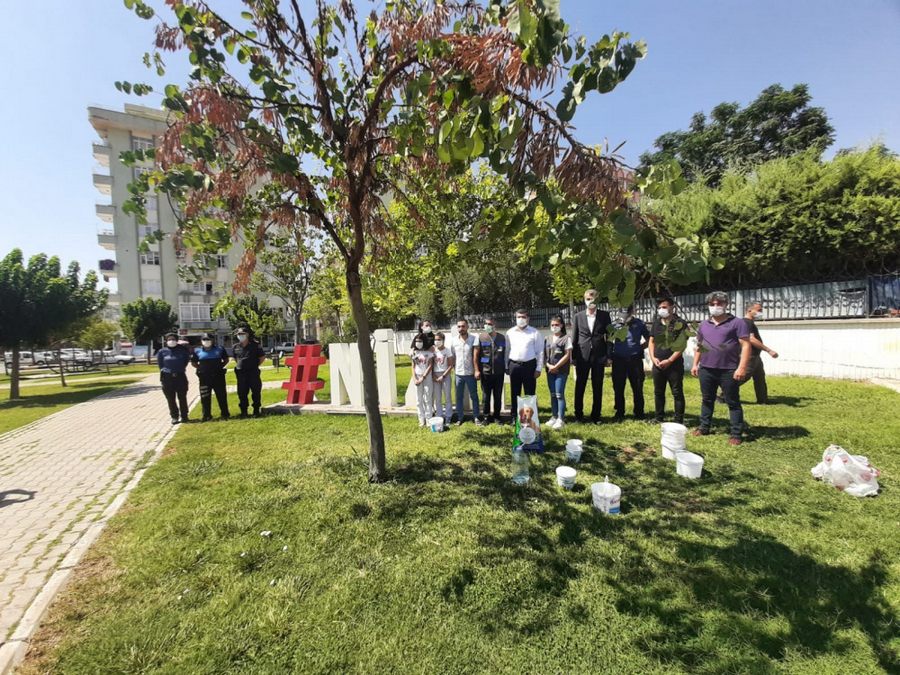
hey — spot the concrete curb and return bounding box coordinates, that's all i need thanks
[0,392,197,675]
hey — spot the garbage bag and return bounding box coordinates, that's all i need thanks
[811,445,880,497]
[513,395,545,454]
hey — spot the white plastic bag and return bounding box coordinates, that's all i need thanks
[810,445,880,497]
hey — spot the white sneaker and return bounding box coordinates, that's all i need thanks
[545,417,558,427]
[553,418,565,430]
[419,419,426,427]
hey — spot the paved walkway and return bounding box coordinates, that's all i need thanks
[0,375,181,671]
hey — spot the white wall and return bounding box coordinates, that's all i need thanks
[683,319,900,380]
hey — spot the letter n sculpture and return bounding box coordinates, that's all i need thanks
[282,344,326,404]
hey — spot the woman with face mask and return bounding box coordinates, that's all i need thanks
[691,291,752,445]
[157,331,191,424]
[411,332,435,426]
[543,315,573,430]
[190,332,231,422]
[431,332,454,424]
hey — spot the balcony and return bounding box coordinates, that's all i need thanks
[97,228,117,251]
[95,204,115,223]
[92,143,111,167]
[98,258,118,280]
[93,173,112,195]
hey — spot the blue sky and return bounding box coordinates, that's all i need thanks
[1,0,898,288]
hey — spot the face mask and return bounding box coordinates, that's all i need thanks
[238,335,248,344]
[516,318,528,328]
[414,341,423,349]
[657,308,670,319]
[435,340,444,347]
[550,325,561,334]
[586,301,597,310]
[484,324,493,332]
[201,340,212,347]
[422,325,432,334]
[754,311,764,320]
[708,305,725,317]
[166,340,177,348]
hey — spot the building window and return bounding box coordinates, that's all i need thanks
[140,251,160,266]
[141,279,162,295]
[179,303,212,322]
[181,281,214,294]
[216,254,228,269]
[132,137,155,152]
[138,224,156,240]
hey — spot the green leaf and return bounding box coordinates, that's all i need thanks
[438,120,452,145]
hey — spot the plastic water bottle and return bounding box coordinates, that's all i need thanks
[511,449,530,485]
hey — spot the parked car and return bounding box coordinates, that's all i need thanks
[101,351,136,365]
[32,350,58,367]
[270,342,296,355]
[3,351,35,366]
[58,348,93,364]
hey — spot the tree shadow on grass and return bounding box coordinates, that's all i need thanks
[762,395,814,408]
[358,441,898,670]
[0,384,141,410]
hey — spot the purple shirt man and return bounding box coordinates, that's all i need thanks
[695,315,750,370]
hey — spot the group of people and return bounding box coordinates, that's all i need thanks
[410,288,778,444]
[156,327,267,424]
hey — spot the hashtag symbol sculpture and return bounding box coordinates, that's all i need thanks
[282,344,326,404]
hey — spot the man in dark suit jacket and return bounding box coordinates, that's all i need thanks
[571,288,612,423]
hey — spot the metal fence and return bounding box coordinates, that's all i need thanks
[462,275,899,327]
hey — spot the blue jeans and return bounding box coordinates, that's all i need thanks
[698,366,744,438]
[454,374,480,420]
[547,371,568,419]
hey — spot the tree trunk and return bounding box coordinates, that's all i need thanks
[147,341,153,365]
[57,347,66,388]
[9,344,20,400]
[345,264,387,483]
[294,313,303,344]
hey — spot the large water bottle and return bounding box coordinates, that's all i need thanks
[511,448,530,485]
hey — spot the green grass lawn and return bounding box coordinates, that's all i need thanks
[21,375,900,674]
[0,363,159,385]
[0,379,144,436]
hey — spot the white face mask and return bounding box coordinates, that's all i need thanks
[585,300,597,310]
[484,324,493,333]
[238,335,249,344]
[657,308,670,319]
[550,325,561,334]
[516,317,528,328]
[166,340,177,348]
[754,311,764,320]
[708,305,725,317]
[435,340,444,348]
[414,341,423,349]
[422,325,432,334]
[201,340,212,348]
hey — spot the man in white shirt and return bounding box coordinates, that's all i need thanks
[452,319,482,426]
[505,308,544,419]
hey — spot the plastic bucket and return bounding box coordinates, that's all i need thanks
[661,423,687,457]
[565,445,583,463]
[556,466,576,489]
[676,451,704,479]
[428,416,445,433]
[566,439,583,452]
[592,480,621,515]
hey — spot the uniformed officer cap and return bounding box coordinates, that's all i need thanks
[235,325,251,335]
[200,332,214,340]
[164,331,178,339]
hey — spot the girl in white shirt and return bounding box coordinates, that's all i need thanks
[431,331,454,423]
[411,333,435,426]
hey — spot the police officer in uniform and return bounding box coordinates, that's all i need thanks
[191,332,230,421]
[157,331,191,424]
[233,326,267,418]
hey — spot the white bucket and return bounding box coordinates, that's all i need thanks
[428,416,444,433]
[676,451,704,479]
[592,477,621,514]
[556,465,576,489]
[566,439,583,451]
[661,422,687,458]
[565,445,583,463]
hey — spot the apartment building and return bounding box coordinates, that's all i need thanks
[89,103,277,344]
